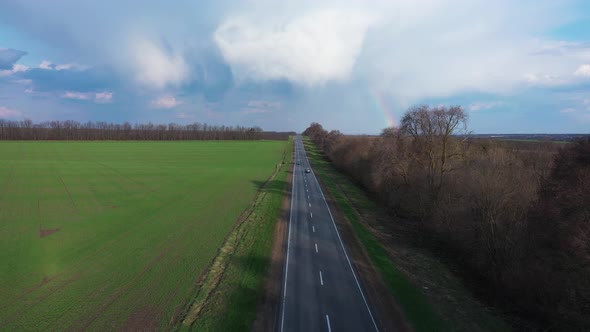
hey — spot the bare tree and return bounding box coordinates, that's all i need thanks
[400,105,468,197]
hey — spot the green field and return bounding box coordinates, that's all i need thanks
[0,140,287,331]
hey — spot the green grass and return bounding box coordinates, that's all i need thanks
[303,138,510,332]
[0,140,287,331]
[187,137,293,331]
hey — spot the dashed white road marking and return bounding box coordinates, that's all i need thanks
[319,271,324,285]
[326,315,332,332]
[302,139,380,332]
[315,243,318,253]
[312,225,315,233]
[310,212,313,218]
[309,203,311,208]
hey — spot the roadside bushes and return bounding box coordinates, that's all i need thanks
[304,108,588,330]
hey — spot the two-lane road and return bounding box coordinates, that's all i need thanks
[280,136,379,332]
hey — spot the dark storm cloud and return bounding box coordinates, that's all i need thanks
[0,48,27,69]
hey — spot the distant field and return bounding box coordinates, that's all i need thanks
[0,140,287,330]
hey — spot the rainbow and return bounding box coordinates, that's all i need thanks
[370,89,397,129]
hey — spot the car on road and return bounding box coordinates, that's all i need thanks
[305,168,311,173]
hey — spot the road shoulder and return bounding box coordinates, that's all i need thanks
[252,140,294,332]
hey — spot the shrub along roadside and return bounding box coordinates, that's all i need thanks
[178,137,293,331]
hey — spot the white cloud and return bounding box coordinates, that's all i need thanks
[4,0,590,131]
[94,92,113,103]
[469,101,504,111]
[215,8,375,85]
[211,0,589,102]
[240,99,281,114]
[176,111,193,119]
[0,106,22,118]
[574,64,590,77]
[356,8,590,102]
[55,63,87,71]
[63,91,91,100]
[62,91,113,103]
[560,106,590,123]
[241,108,273,115]
[39,60,53,70]
[560,108,576,114]
[14,78,32,85]
[129,37,189,88]
[151,95,182,108]
[247,100,281,108]
[12,64,29,73]
[55,64,70,70]
[0,63,29,77]
[39,60,87,71]
[524,73,567,86]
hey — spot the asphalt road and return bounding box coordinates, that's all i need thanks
[280,136,380,332]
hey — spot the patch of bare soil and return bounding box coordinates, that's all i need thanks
[318,180,411,332]
[252,148,293,332]
[121,306,161,332]
[39,227,61,238]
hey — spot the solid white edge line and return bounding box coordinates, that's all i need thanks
[326,315,332,332]
[302,140,380,332]
[280,139,297,332]
[319,270,324,285]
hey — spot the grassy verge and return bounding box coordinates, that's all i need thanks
[303,138,510,332]
[180,137,293,331]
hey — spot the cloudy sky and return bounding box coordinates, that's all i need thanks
[1,0,590,134]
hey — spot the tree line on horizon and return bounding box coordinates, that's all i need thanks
[0,119,292,140]
[304,105,590,331]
